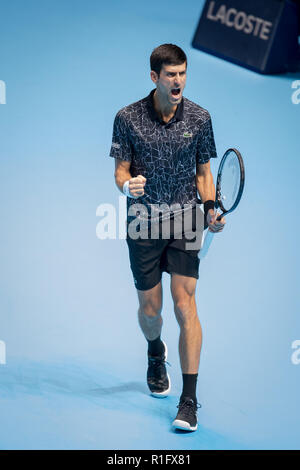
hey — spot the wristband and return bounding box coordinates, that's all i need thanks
[123,180,135,198]
[204,199,215,218]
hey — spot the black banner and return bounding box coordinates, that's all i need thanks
[192,0,300,74]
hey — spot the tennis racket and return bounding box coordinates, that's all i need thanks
[199,148,245,260]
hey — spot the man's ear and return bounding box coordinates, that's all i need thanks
[150,70,158,84]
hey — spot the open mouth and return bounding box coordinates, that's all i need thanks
[171,88,181,97]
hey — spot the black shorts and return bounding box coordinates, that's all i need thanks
[126,206,205,291]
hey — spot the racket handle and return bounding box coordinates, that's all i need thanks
[199,229,214,259]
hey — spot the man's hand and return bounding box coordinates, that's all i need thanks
[207,209,226,233]
[128,174,146,198]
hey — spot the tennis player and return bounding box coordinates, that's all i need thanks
[109,44,225,431]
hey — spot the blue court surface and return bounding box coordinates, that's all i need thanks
[0,0,299,450]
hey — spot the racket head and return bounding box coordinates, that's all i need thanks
[215,148,245,215]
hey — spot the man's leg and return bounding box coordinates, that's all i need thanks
[170,273,202,398]
[137,281,171,397]
[137,281,163,342]
[170,273,202,430]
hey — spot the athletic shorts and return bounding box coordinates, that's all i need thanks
[126,205,206,291]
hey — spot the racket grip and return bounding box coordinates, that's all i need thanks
[199,229,215,259]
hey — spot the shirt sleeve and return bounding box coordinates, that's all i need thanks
[109,111,133,162]
[196,115,217,164]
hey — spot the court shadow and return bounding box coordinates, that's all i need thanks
[87,381,148,396]
[172,428,194,434]
[0,358,150,401]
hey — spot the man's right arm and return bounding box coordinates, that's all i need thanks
[114,158,146,198]
[114,158,132,193]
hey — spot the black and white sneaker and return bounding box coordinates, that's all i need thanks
[147,340,171,398]
[172,397,201,431]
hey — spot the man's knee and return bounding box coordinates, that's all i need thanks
[174,293,194,313]
[138,300,162,318]
[173,292,197,326]
[138,286,162,319]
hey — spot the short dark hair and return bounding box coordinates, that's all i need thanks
[150,44,187,77]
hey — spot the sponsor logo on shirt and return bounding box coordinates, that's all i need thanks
[183,132,193,138]
[112,142,121,149]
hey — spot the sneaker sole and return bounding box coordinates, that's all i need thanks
[151,372,171,398]
[172,419,198,431]
[150,340,171,398]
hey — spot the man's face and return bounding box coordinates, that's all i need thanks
[151,62,187,105]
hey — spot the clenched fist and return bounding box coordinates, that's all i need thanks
[128,174,147,198]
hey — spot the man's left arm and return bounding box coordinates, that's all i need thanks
[196,161,226,233]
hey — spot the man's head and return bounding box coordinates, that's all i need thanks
[150,44,187,105]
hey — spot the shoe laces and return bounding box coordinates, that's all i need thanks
[177,399,202,414]
[148,356,171,382]
[148,356,171,368]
